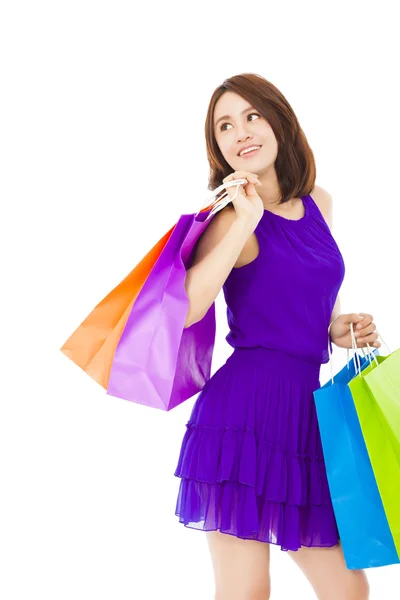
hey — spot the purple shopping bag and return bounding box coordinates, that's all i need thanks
[106,209,217,410]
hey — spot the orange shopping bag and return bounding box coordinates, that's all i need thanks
[60,225,175,388]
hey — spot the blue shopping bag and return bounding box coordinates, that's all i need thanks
[314,350,400,570]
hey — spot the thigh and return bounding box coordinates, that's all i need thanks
[287,542,370,600]
[206,530,271,600]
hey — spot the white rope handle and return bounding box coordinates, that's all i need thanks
[327,317,391,384]
[351,322,392,377]
[195,178,249,219]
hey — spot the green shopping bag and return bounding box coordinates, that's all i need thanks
[348,329,400,556]
[362,347,400,464]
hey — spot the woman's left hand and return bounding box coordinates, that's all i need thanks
[329,312,381,350]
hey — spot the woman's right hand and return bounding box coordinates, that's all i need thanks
[221,171,265,228]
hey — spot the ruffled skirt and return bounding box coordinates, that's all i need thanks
[174,346,340,552]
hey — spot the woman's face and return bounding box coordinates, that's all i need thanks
[213,91,279,174]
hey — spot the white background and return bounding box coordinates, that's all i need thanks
[1,0,399,598]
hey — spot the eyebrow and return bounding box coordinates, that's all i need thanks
[214,106,255,128]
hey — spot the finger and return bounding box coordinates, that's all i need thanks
[344,313,365,325]
[223,172,259,184]
[223,174,259,200]
[356,340,381,348]
[223,172,249,182]
[225,183,245,201]
[354,322,376,337]
[245,182,261,198]
[234,171,259,179]
[222,175,243,200]
[356,312,372,321]
[355,313,373,330]
[356,332,379,344]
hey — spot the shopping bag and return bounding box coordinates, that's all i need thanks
[349,336,400,557]
[61,178,248,409]
[360,347,400,464]
[60,225,175,388]
[314,338,399,569]
[106,210,216,410]
[105,178,247,410]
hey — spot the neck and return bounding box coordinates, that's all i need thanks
[256,166,297,211]
[254,167,283,208]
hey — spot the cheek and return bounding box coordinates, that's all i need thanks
[217,139,233,160]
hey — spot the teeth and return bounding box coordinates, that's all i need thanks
[240,146,260,156]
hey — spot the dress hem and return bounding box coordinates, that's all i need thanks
[174,518,340,553]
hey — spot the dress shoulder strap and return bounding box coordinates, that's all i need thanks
[305,193,329,225]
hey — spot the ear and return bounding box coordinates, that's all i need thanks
[310,185,333,229]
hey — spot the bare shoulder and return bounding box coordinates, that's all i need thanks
[310,184,333,229]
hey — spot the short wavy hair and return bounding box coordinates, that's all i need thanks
[205,73,317,205]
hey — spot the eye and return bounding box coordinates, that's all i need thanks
[220,113,260,132]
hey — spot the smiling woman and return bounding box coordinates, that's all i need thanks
[173,73,374,600]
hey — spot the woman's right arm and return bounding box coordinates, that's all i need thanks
[183,207,255,328]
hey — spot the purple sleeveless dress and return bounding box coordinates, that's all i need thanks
[174,194,346,552]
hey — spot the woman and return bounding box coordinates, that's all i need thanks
[174,73,380,600]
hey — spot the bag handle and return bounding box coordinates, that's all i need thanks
[195,178,249,219]
[327,321,364,384]
[350,322,392,377]
[327,317,391,383]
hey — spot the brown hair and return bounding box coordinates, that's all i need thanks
[204,73,316,205]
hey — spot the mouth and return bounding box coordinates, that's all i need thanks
[238,146,262,158]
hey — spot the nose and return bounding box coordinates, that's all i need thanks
[236,128,253,144]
